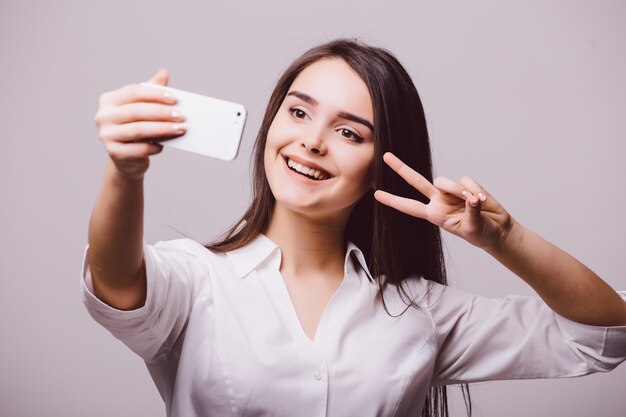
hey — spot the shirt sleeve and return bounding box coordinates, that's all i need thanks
[425,282,626,385]
[80,238,209,362]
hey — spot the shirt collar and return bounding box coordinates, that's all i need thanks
[226,233,281,279]
[225,233,374,283]
[345,241,375,283]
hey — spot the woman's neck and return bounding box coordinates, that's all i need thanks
[264,203,349,279]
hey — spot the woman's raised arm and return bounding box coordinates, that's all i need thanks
[87,69,187,310]
[374,152,626,326]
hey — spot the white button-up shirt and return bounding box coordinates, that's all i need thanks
[81,233,626,417]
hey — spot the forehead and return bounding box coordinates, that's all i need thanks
[288,58,373,122]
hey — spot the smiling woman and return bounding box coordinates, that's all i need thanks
[264,58,375,217]
[82,39,626,417]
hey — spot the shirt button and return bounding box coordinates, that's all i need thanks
[312,370,323,380]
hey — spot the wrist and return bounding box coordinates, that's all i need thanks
[106,159,146,185]
[484,217,524,258]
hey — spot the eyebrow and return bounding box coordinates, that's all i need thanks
[286,90,375,132]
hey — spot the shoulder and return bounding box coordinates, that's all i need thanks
[152,237,205,253]
[390,276,448,309]
[148,237,229,270]
[151,237,215,255]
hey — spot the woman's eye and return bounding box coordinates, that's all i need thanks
[289,108,307,119]
[287,108,364,142]
[340,128,364,143]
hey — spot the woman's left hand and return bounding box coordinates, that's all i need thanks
[374,152,512,250]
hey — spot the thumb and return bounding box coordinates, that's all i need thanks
[462,194,484,236]
[147,68,169,86]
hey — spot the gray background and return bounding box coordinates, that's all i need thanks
[1,0,625,416]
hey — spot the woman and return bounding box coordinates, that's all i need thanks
[83,39,626,417]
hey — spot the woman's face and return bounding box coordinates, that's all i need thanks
[264,58,375,219]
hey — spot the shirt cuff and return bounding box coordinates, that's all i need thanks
[80,241,155,325]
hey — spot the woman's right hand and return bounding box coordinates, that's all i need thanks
[94,68,187,180]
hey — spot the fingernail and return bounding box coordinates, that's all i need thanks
[171,110,185,121]
[478,192,486,202]
[470,198,479,207]
[163,92,178,102]
[172,122,187,132]
[461,190,468,198]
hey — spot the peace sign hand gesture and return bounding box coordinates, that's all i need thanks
[374,152,513,250]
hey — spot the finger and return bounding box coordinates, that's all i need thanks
[107,141,165,160]
[374,190,427,219]
[96,102,186,125]
[99,83,179,107]
[99,121,187,144]
[460,176,488,203]
[433,176,467,200]
[462,193,484,233]
[148,68,169,86]
[464,191,482,211]
[383,152,437,198]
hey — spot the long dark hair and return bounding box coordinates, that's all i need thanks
[206,39,471,417]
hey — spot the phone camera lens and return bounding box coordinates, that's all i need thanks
[236,112,241,117]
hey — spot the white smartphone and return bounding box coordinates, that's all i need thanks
[141,82,247,161]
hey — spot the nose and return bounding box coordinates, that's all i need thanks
[300,128,327,155]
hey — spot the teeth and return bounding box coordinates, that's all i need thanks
[286,158,329,180]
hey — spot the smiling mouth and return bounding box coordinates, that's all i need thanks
[284,157,332,181]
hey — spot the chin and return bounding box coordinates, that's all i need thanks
[273,190,326,214]
[272,192,358,224]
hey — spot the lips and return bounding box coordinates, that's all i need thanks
[282,155,333,181]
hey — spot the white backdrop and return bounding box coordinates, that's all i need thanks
[1,1,624,416]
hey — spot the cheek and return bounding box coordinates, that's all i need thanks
[265,117,295,155]
[263,145,280,193]
[343,148,375,186]
[265,121,279,150]
[264,122,283,171]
